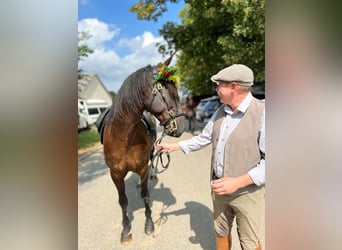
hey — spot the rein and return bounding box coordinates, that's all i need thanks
[141,132,171,184]
[150,133,171,175]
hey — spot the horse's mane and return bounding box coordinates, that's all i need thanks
[108,65,153,123]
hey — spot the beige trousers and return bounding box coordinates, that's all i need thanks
[212,186,265,250]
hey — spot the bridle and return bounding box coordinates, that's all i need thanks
[148,81,185,135]
[139,80,185,184]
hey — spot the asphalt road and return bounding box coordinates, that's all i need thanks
[78,126,265,250]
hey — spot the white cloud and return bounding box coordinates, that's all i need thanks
[78,18,119,49]
[117,31,163,50]
[142,31,161,48]
[78,18,171,92]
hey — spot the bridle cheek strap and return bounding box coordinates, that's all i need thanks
[149,82,186,134]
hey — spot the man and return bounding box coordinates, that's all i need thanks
[156,64,265,250]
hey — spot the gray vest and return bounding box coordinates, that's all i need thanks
[211,98,264,196]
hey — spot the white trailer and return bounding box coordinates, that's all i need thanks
[78,98,110,129]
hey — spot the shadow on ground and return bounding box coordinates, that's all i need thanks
[78,149,108,184]
[160,201,215,250]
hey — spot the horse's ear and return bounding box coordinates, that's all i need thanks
[156,63,163,72]
[163,51,176,66]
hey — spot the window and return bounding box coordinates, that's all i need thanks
[88,108,99,115]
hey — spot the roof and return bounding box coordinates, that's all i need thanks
[78,74,112,105]
[78,74,97,96]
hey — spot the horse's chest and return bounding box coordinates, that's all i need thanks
[111,145,149,167]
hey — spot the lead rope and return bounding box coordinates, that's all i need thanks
[151,132,171,175]
[140,132,171,185]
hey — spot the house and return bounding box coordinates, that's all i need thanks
[78,74,113,105]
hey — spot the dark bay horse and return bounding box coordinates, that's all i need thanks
[102,56,185,244]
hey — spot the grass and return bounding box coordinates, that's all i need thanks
[78,126,100,149]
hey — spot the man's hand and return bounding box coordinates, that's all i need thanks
[211,173,254,195]
[155,143,181,153]
[211,177,240,195]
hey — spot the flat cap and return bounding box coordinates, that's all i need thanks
[211,64,254,86]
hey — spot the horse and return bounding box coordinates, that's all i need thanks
[102,56,185,244]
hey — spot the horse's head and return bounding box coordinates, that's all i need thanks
[145,55,185,137]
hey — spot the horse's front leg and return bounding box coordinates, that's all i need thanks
[110,170,132,244]
[139,166,154,235]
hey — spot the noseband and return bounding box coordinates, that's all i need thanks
[148,82,185,134]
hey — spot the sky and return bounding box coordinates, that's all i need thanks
[78,0,185,92]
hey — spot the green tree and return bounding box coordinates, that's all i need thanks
[109,91,116,99]
[131,0,265,95]
[131,0,180,22]
[78,31,94,79]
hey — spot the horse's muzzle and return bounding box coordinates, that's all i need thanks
[163,114,185,137]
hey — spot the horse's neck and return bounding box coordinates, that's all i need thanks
[113,110,143,132]
[108,110,144,145]
[124,110,143,124]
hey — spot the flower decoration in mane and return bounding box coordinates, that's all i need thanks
[154,63,180,87]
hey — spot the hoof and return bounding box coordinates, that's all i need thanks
[120,233,132,245]
[145,222,155,235]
